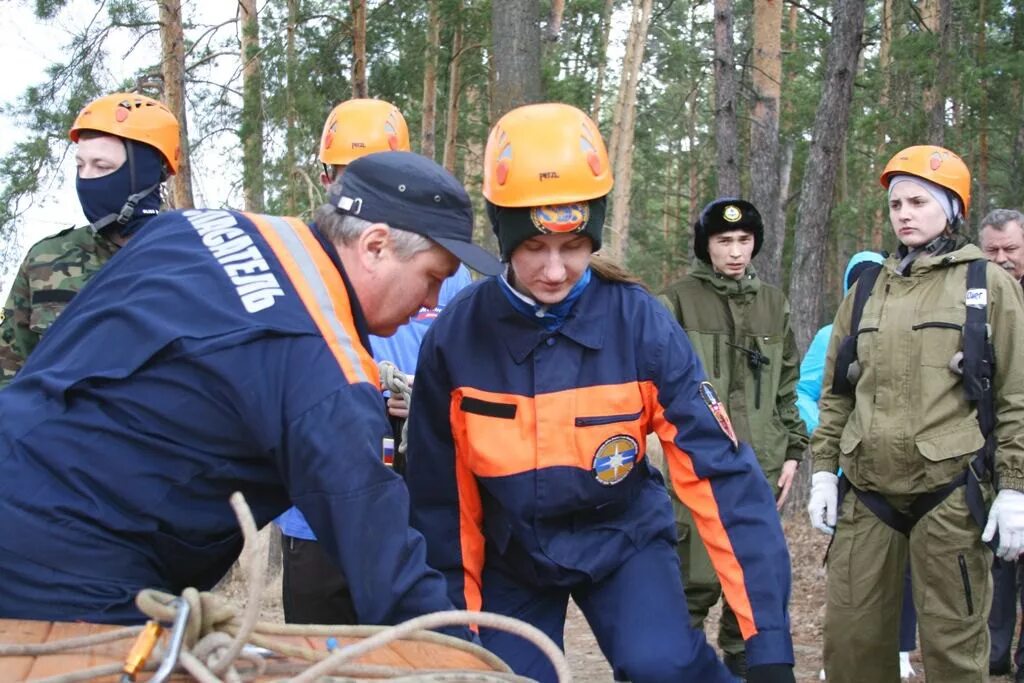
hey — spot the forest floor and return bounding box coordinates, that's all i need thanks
[217,519,1016,682]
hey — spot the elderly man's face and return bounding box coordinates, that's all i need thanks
[363,239,459,337]
[981,221,1024,281]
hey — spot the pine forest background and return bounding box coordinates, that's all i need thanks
[3,0,1024,354]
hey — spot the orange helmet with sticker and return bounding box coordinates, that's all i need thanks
[319,99,411,166]
[880,145,971,218]
[483,103,612,208]
[69,93,181,174]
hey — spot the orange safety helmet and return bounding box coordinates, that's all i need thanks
[879,145,971,219]
[483,103,613,208]
[319,99,411,166]
[69,93,181,175]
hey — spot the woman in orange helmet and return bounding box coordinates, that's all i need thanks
[808,145,1024,680]
[0,92,179,385]
[404,103,796,683]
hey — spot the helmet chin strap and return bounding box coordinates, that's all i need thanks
[89,183,161,234]
[897,231,955,275]
[88,139,163,235]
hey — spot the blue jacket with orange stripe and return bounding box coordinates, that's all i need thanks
[406,273,794,666]
[0,209,457,627]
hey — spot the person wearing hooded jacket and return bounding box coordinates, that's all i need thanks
[797,252,885,434]
[405,103,796,683]
[797,251,919,680]
[807,145,1024,681]
[659,199,807,677]
[0,93,180,386]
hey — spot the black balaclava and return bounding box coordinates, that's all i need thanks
[76,139,165,238]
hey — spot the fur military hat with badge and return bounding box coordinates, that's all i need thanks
[692,198,765,264]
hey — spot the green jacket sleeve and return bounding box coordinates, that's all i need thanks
[987,265,1024,492]
[810,285,858,475]
[0,258,37,387]
[778,305,808,461]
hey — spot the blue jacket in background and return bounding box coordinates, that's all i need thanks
[0,209,456,626]
[276,264,472,540]
[796,250,886,434]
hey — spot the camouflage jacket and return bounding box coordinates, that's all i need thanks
[0,226,120,387]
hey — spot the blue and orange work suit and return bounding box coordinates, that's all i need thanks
[406,273,795,682]
[0,209,458,628]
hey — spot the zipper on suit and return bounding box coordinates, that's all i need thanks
[958,553,974,615]
[713,334,720,377]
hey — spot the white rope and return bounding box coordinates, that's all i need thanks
[378,360,413,455]
[1,493,572,683]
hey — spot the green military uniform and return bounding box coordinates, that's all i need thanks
[660,258,807,655]
[813,243,1024,682]
[0,226,120,387]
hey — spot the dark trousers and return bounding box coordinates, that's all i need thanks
[281,535,357,625]
[480,538,735,683]
[389,413,407,475]
[989,557,1024,669]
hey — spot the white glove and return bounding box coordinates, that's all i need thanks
[982,489,1024,561]
[807,472,839,535]
[899,651,916,679]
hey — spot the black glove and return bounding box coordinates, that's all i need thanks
[746,663,795,683]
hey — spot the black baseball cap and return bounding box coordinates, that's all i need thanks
[327,151,503,276]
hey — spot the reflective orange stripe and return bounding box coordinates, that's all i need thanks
[455,455,485,621]
[451,382,649,478]
[246,213,379,387]
[649,393,758,640]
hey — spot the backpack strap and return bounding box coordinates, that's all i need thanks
[830,264,883,396]
[962,259,995,433]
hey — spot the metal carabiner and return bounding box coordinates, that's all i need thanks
[148,597,191,683]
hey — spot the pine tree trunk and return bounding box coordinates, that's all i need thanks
[872,0,894,250]
[442,0,464,173]
[239,0,264,212]
[158,0,193,209]
[462,83,497,254]
[921,0,951,145]
[713,0,740,197]
[607,0,654,264]
[491,0,543,120]
[687,86,701,232]
[750,0,784,286]
[421,0,440,159]
[350,0,367,98]
[590,0,615,121]
[788,0,867,353]
[1011,5,1024,203]
[544,0,566,44]
[284,0,299,216]
[976,0,989,220]
[774,140,794,275]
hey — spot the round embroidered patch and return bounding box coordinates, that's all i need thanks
[530,203,590,233]
[592,434,639,486]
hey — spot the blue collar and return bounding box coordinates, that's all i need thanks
[498,267,592,331]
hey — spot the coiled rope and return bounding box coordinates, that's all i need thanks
[378,360,413,455]
[0,492,572,683]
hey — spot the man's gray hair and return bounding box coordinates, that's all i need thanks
[980,208,1024,232]
[314,204,434,260]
